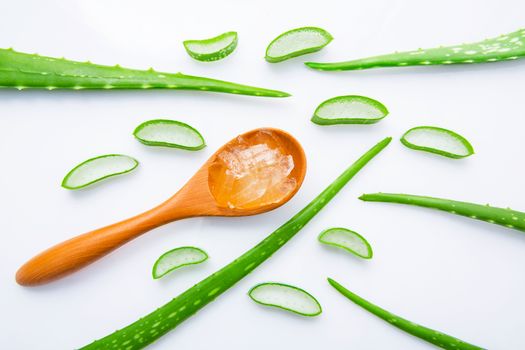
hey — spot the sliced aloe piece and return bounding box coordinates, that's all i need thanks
[248,282,322,316]
[152,247,208,279]
[311,95,388,125]
[265,27,333,63]
[328,278,484,350]
[401,126,474,159]
[61,154,139,190]
[305,28,525,71]
[133,119,206,150]
[183,31,238,62]
[318,227,372,259]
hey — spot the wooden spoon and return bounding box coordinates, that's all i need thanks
[16,127,306,286]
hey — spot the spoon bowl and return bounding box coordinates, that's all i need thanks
[16,127,306,286]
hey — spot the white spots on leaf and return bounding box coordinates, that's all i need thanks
[398,62,408,66]
[179,306,187,312]
[244,262,256,271]
[442,60,453,64]
[168,312,177,318]
[193,299,202,306]
[208,287,221,296]
[465,50,477,55]
[463,59,474,63]
[420,61,431,65]
[104,84,114,89]
[498,48,511,52]
[487,58,498,62]
[152,321,161,328]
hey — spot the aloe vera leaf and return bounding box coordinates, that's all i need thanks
[152,247,208,279]
[311,95,388,125]
[360,193,525,233]
[401,126,474,159]
[183,31,238,62]
[328,278,484,350]
[133,119,206,150]
[265,27,333,63]
[248,282,322,316]
[61,154,139,190]
[0,48,289,97]
[318,227,372,259]
[80,137,391,349]
[305,28,525,71]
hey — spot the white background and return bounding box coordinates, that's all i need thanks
[1,1,524,349]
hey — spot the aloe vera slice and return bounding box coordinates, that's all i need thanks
[152,247,208,279]
[133,119,206,150]
[81,138,391,350]
[401,126,474,159]
[248,282,322,316]
[306,28,525,71]
[318,228,372,259]
[360,192,525,233]
[311,95,388,125]
[61,154,138,190]
[183,31,238,62]
[265,27,333,63]
[328,278,483,350]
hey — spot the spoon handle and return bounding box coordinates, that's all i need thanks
[16,205,177,286]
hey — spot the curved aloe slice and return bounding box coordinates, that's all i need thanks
[306,28,525,71]
[401,126,474,159]
[153,247,208,279]
[265,27,333,63]
[248,282,322,316]
[312,95,388,125]
[61,154,138,190]
[318,228,372,259]
[328,278,483,350]
[134,119,206,150]
[183,31,238,62]
[0,48,289,97]
[80,138,391,350]
[360,192,525,233]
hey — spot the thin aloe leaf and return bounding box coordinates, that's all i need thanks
[306,28,525,71]
[0,48,289,97]
[311,95,388,125]
[248,282,322,316]
[80,137,391,350]
[265,27,333,63]
[183,31,238,62]
[327,278,484,350]
[133,119,206,150]
[152,247,208,279]
[318,227,372,259]
[401,126,474,159]
[360,193,525,233]
[61,154,138,190]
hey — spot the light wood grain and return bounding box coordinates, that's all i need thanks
[16,128,306,286]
